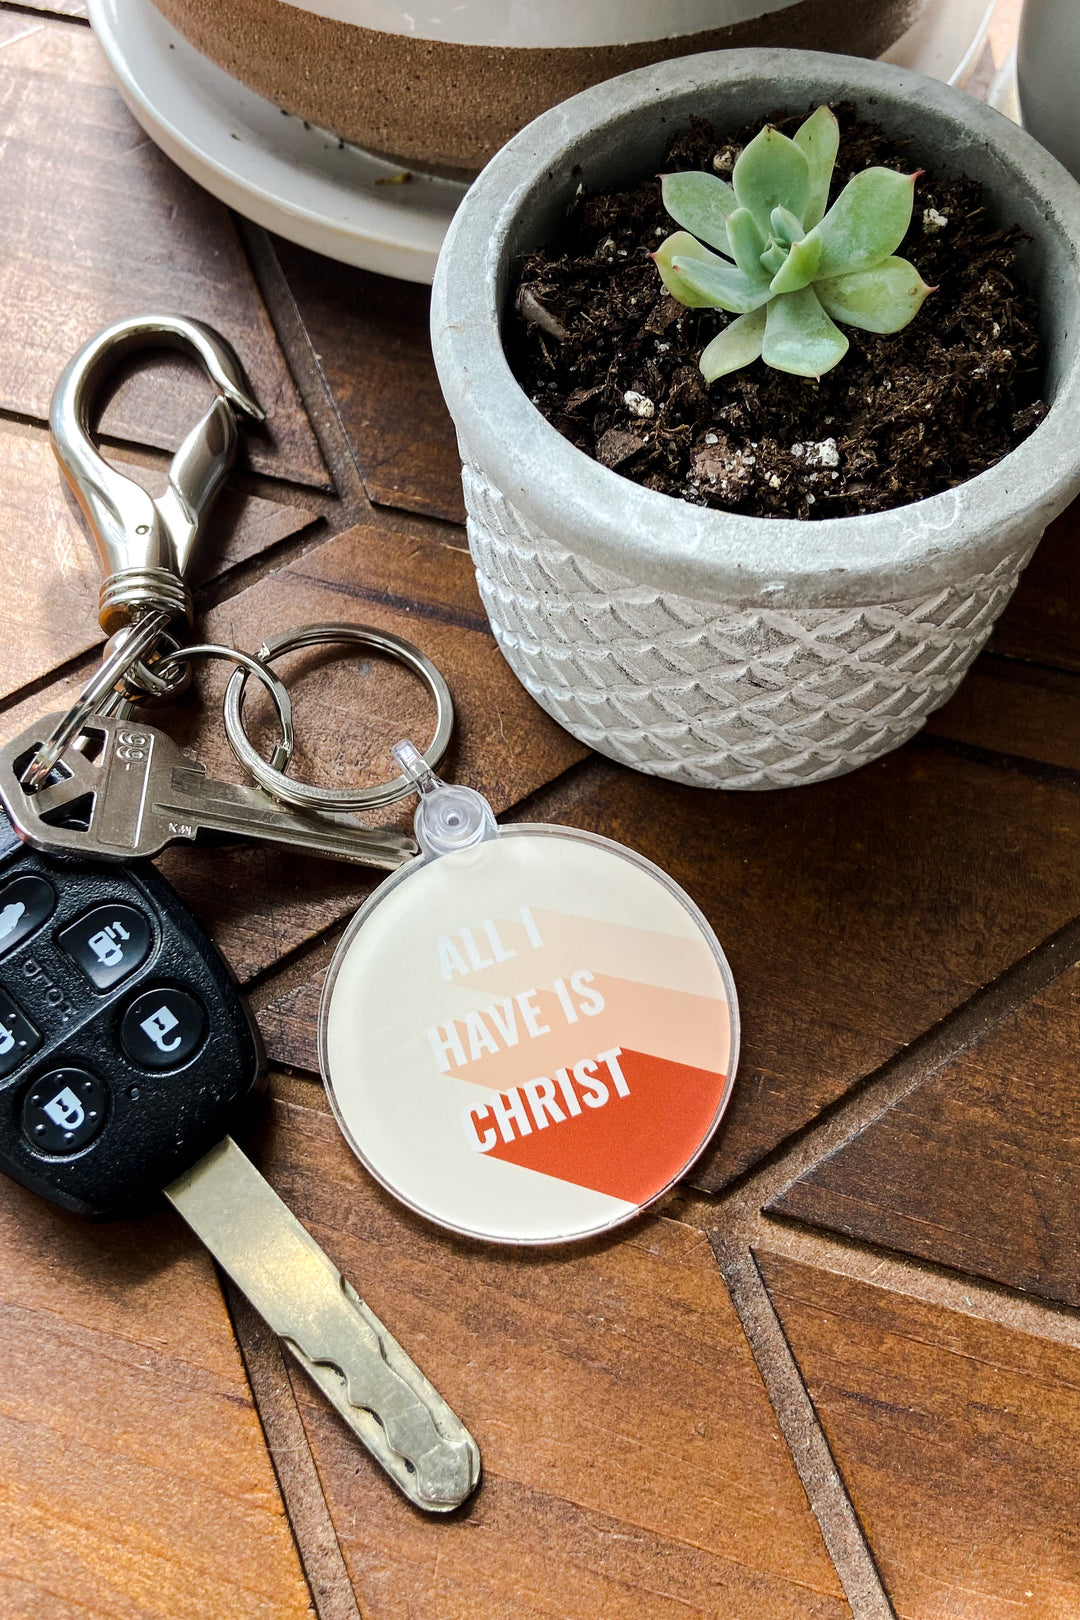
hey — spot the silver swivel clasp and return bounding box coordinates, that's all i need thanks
[21,316,264,794]
[49,313,264,636]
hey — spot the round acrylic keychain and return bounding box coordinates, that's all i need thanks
[319,745,739,1246]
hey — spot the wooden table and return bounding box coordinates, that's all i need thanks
[4,6,1079,1618]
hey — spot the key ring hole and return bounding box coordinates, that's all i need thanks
[155,644,295,772]
[88,348,266,464]
[222,624,453,812]
[237,644,433,782]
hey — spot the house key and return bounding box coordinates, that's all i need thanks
[0,712,418,870]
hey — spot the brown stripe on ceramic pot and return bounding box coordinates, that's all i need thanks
[148,0,929,177]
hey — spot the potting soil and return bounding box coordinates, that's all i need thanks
[507,106,1046,520]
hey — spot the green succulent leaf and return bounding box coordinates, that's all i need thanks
[699,307,767,382]
[808,166,917,277]
[816,255,933,332]
[769,232,822,295]
[762,285,849,377]
[759,242,788,276]
[770,205,805,245]
[660,171,736,255]
[733,127,810,236]
[653,110,927,379]
[670,252,774,315]
[653,231,733,308]
[794,105,839,230]
[725,207,771,284]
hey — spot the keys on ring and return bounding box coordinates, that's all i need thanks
[10,312,455,869]
[0,318,480,1517]
[0,625,450,869]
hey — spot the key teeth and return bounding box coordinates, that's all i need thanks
[337,1277,480,1509]
[287,1277,480,1511]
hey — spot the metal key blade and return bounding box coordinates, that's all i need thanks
[0,714,416,869]
[163,764,417,869]
[166,1136,480,1512]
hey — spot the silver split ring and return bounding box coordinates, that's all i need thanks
[155,644,295,773]
[21,608,173,791]
[222,623,453,811]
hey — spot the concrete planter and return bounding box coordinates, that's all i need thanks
[148,0,926,176]
[1018,0,1080,183]
[431,49,1080,790]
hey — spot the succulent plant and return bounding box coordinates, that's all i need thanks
[653,106,933,380]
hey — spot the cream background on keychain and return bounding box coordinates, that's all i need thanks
[322,831,735,1244]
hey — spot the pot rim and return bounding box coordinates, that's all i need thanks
[431,47,1080,609]
[274,0,795,48]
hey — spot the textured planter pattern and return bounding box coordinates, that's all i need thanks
[464,465,1032,789]
[434,52,1080,790]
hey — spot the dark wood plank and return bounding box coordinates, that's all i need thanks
[925,654,1080,773]
[245,1077,849,1620]
[769,959,1080,1307]
[758,1251,1080,1619]
[0,19,326,487]
[494,745,1080,1191]
[272,240,465,524]
[990,501,1080,673]
[0,419,320,701]
[0,1174,314,1619]
[249,934,339,1071]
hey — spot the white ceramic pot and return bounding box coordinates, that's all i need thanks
[148,0,929,173]
[1018,0,1080,182]
[431,49,1080,790]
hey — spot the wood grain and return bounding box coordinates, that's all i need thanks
[768,959,1080,1307]
[926,653,1080,773]
[758,1251,1080,1620]
[0,1174,314,1620]
[990,504,1080,673]
[7,0,87,14]
[272,240,466,524]
[0,418,321,701]
[0,18,326,487]
[245,1077,849,1620]
[249,933,340,1071]
[494,745,1080,1191]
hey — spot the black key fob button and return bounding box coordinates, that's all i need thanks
[0,875,56,958]
[0,827,262,1216]
[22,1067,107,1154]
[121,987,206,1070]
[0,986,42,1077]
[59,903,152,989]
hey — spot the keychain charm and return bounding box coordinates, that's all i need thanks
[321,748,739,1245]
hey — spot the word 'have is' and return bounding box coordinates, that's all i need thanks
[429,906,604,1073]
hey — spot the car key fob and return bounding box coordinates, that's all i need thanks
[0,799,481,1506]
[0,806,262,1216]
